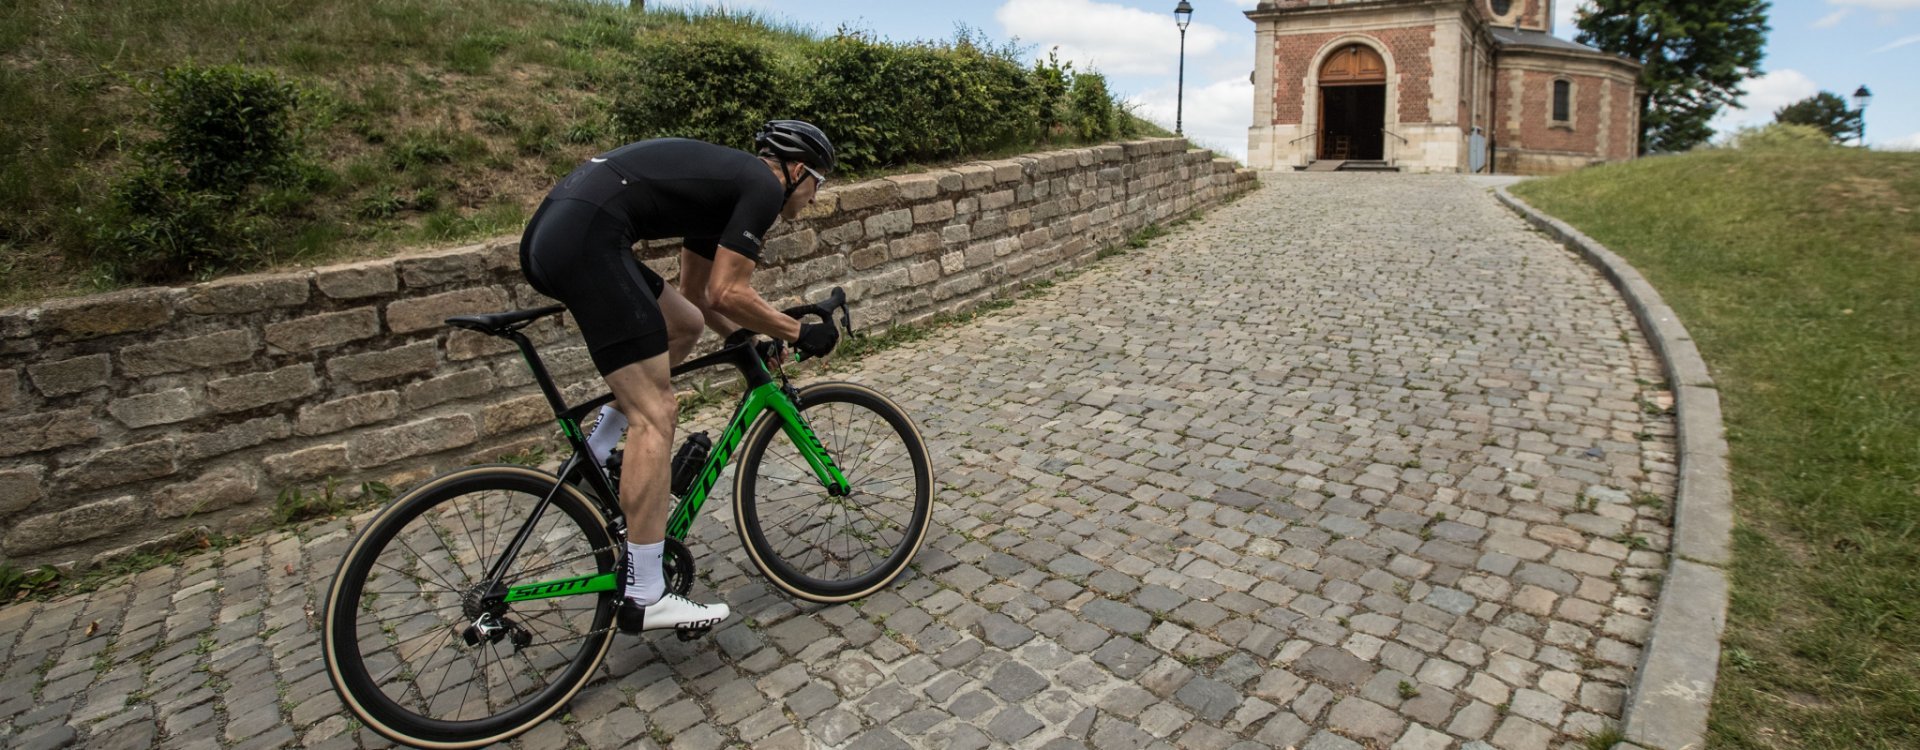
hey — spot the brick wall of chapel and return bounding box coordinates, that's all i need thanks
[1269,26,1438,126]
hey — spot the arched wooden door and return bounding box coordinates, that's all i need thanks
[1318,44,1388,161]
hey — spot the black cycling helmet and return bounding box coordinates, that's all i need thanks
[753,120,836,174]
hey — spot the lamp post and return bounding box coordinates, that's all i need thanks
[1852,85,1872,148]
[1175,1,1193,135]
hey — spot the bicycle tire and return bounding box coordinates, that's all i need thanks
[322,465,618,748]
[734,382,933,603]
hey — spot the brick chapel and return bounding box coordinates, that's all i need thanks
[1244,0,1643,174]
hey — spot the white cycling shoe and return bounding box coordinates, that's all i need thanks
[616,593,730,636]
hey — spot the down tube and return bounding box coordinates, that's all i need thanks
[663,384,772,540]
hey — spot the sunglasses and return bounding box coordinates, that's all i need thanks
[802,165,827,188]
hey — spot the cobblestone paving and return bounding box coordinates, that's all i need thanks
[0,174,1678,750]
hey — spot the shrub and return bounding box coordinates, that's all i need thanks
[146,65,305,192]
[608,25,796,149]
[1032,49,1073,138]
[800,30,1039,171]
[1723,122,1835,151]
[90,64,315,281]
[1068,71,1116,141]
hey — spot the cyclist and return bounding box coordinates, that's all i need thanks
[517,121,841,635]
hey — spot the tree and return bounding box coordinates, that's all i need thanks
[1576,0,1770,154]
[1774,92,1863,143]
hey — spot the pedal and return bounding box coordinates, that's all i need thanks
[675,626,711,642]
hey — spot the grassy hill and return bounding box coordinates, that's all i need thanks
[0,0,1171,304]
[1512,144,1919,749]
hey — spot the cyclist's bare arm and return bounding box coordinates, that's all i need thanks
[689,248,803,343]
[677,248,743,338]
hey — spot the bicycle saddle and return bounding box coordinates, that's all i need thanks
[446,306,566,335]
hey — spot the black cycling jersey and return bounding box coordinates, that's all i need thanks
[519,138,790,376]
[554,138,786,264]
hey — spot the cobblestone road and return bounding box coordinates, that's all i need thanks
[0,174,1677,750]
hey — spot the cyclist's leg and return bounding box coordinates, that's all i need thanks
[604,357,729,631]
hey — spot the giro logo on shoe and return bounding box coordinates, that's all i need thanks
[678,617,723,630]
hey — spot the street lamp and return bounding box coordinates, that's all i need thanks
[1852,85,1872,148]
[1175,1,1193,135]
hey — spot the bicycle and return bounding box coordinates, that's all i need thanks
[320,288,934,748]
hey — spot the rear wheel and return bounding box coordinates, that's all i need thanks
[321,466,617,748]
[734,382,934,603]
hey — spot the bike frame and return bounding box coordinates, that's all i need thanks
[478,325,852,605]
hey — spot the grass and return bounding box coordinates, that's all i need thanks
[1511,144,1920,750]
[0,0,1182,305]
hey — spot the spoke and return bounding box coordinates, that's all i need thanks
[372,560,449,593]
[395,530,467,594]
[356,604,464,627]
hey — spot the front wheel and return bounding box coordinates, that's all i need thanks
[734,382,934,603]
[321,466,618,749]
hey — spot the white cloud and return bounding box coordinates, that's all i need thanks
[995,0,1235,75]
[1815,10,1851,27]
[1829,0,1920,9]
[1127,75,1255,162]
[1871,33,1920,53]
[1712,69,1820,133]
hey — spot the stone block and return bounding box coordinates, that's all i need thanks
[954,164,995,190]
[155,467,258,519]
[264,308,379,352]
[3,495,148,555]
[39,289,174,341]
[120,330,255,377]
[180,416,290,461]
[327,341,439,384]
[818,220,865,248]
[447,329,517,361]
[849,244,890,272]
[350,414,479,468]
[0,407,100,458]
[403,369,496,410]
[913,200,956,225]
[865,209,913,238]
[885,174,940,200]
[315,261,399,299]
[386,287,509,334]
[207,364,318,412]
[27,354,111,396]
[0,368,18,412]
[484,394,551,436]
[397,245,488,288]
[57,438,178,490]
[265,444,351,482]
[765,228,817,262]
[182,273,309,314]
[109,388,202,428]
[836,181,901,212]
[0,466,46,516]
[296,391,400,436]
[890,232,943,260]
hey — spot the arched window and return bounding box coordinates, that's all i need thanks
[1490,0,1513,16]
[1552,79,1572,123]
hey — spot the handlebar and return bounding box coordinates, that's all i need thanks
[722,287,852,362]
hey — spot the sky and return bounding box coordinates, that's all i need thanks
[662,0,1920,161]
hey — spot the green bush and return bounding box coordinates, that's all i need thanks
[608,25,796,149]
[146,65,305,192]
[1724,122,1837,151]
[90,64,315,282]
[1068,71,1116,141]
[1032,49,1073,138]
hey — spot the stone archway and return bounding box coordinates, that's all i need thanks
[1317,44,1387,161]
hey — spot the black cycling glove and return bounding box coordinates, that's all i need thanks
[794,322,839,358]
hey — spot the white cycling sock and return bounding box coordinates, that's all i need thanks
[624,540,665,606]
[586,405,627,466]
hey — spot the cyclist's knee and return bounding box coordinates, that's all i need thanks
[617,392,676,444]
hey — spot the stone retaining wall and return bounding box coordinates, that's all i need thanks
[0,138,1257,569]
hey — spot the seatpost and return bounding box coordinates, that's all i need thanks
[508,330,572,417]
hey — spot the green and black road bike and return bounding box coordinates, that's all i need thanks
[321,288,933,748]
